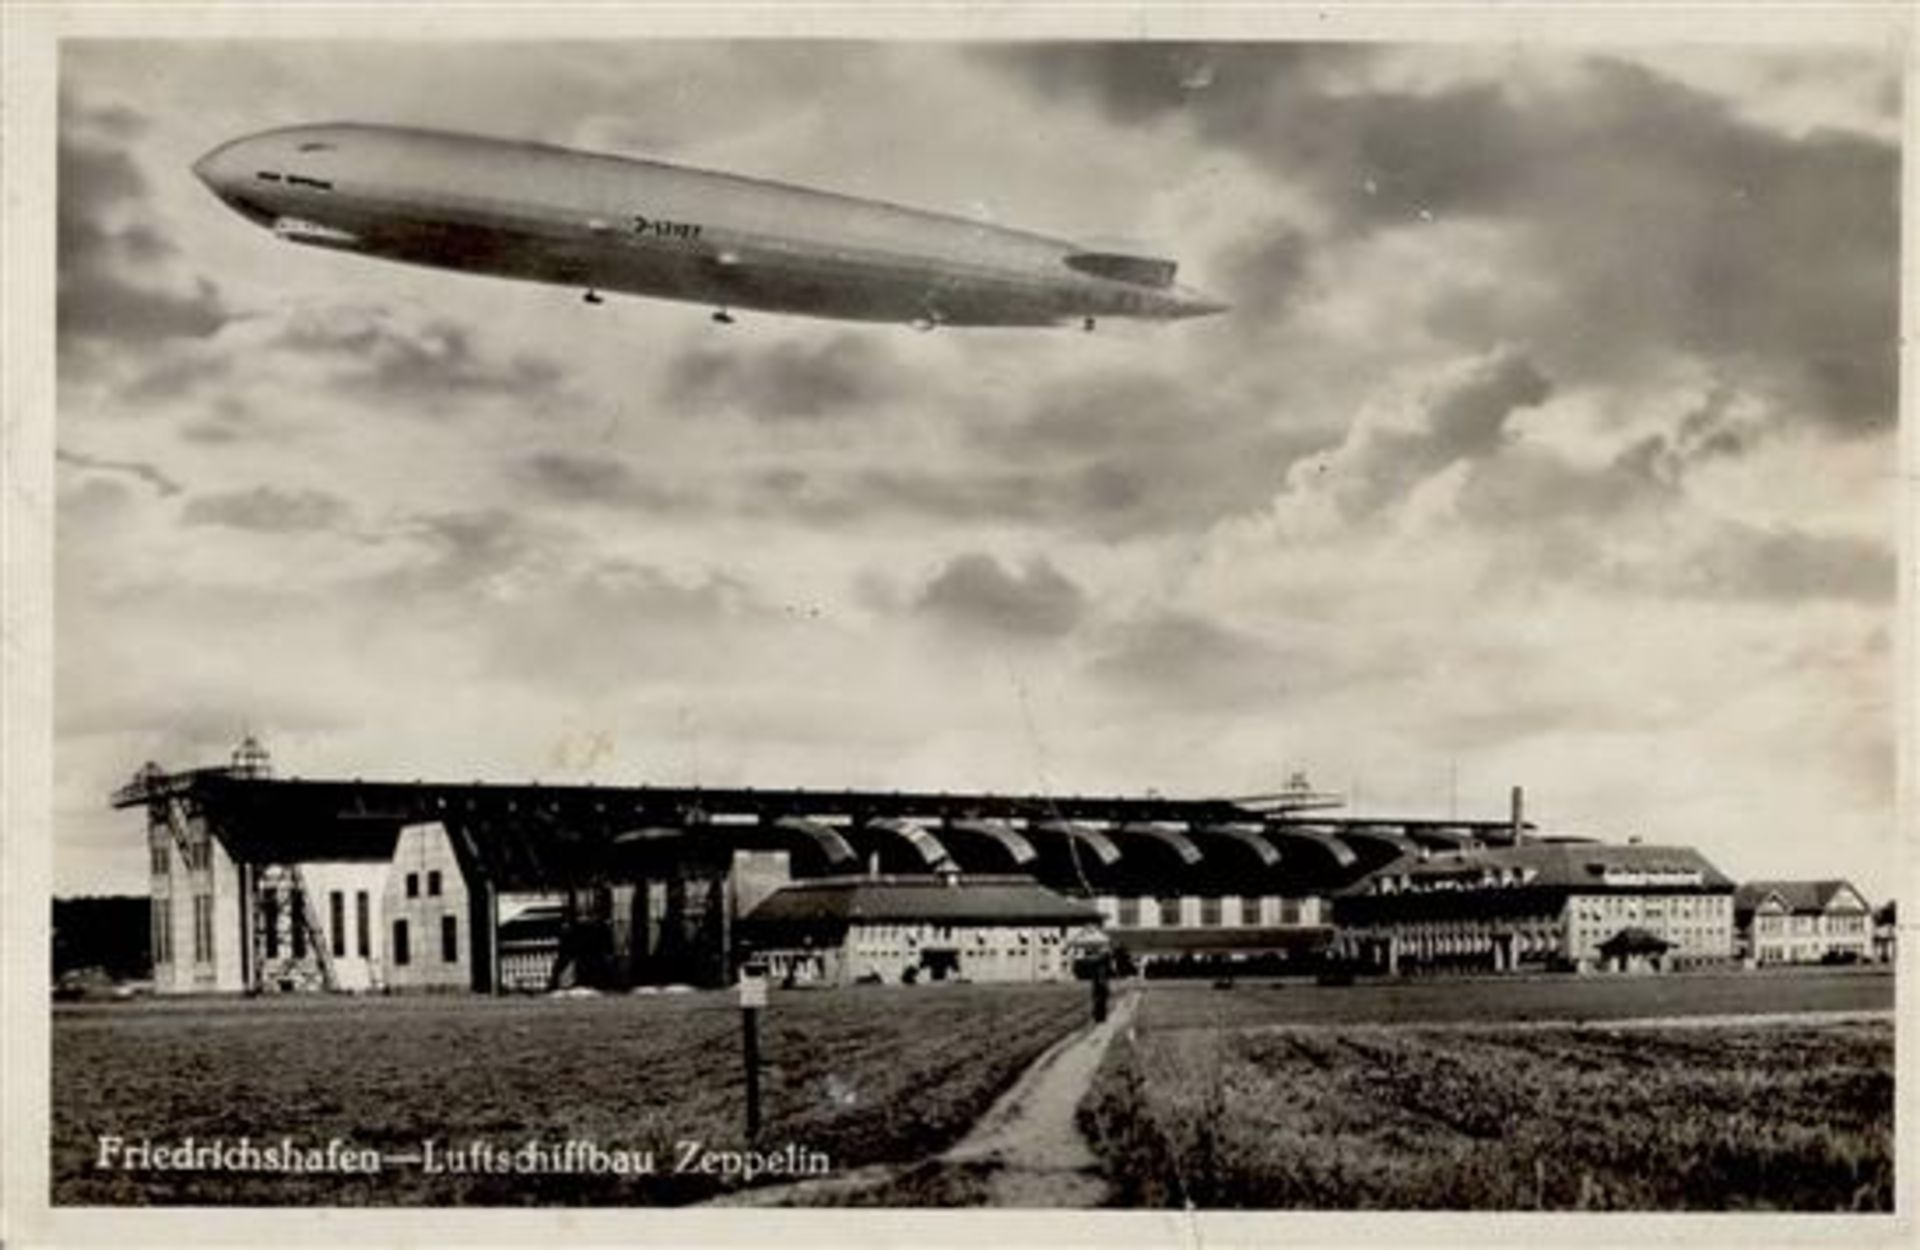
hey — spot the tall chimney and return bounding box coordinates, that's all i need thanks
[1509,786,1525,844]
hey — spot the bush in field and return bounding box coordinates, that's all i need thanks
[1080,1021,1892,1211]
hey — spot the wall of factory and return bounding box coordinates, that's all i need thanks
[1337,890,1735,975]
[297,861,394,991]
[1562,892,1734,969]
[383,822,472,991]
[730,850,792,919]
[148,806,244,993]
[1091,894,1326,930]
[761,921,1102,987]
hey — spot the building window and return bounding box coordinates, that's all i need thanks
[406,872,419,899]
[441,915,459,963]
[1158,897,1181,927]
[1200,897,1222,927]
[193,895,211,964]
[1117,897,1139,927]
[393,918,411,966]
[356,890,371,958]
[1280,898,1300,925]
[1242,896,1263,926]
[330,890,346,958]
[428,870,442,897]
[263,892,280,958]
[292,891,307,957]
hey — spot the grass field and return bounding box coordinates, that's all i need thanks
[1081,975,1895,1210]
[52,984,1087,1205]
[1132,966,1894,1031]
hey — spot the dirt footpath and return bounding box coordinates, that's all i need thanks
[935,988,1139,1205]
[709,991,1138,1208]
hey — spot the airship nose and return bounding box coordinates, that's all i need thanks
[192,139,244,195]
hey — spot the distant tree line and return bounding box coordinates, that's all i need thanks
[52,896,151,981]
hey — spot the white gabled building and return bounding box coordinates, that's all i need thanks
[738,875,1105,985]
[1735,880,1876,965]
[1333,841,1738,975]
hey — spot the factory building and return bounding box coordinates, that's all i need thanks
[1734,880,1876,965]
[738,875,1103,985]
[1333,842,1737,974]
[119,739,1543,995]
[1089,893,1332,971]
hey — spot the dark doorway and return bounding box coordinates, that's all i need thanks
[919,949,960,982]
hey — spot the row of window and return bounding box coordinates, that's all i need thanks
[151,904,172,966]
[1113,897,1305,928]
[326,889,377,959]
[253,888,459,967]
[191,894,215,965]
[1572,896,1726,923]
[254,170,334,191]
[404,870,443,899]
[390,915,459,967]
[153,836,215,874]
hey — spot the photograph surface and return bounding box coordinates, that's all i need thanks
[37,30,1904,1223]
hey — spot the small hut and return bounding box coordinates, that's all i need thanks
[1597,926,1672,974]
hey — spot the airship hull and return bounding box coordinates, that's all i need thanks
[193,124,1227,328]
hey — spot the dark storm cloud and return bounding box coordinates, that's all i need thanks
[1314,350,1553,522]
[1453,389,1761,534]
[1453,438,1678,531]
[57,477,135,527]
[663,335,902,421]
[273,307,564,409]
[744,369,1319,538]
[515,451,700,513]
[991,46,1898,433]
[979,371,1324,536]
[54,691,350,747]
[1645,524,1896,604]
[476,559,761,693]
[58,134,230,348]
[1088,612,1290,708]
[364,508,756,632]
[181,486,352,534]
[976,43,1373,128]
[55,448,183,497]
[68,97,149,141]
[915,554,1087,640]
[1214,225,1316,325]
[120,352,236,405]
[372,509,551,598]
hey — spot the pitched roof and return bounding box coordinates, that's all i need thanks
[742,874,1101,927]
[1345,841,1735,896]
[1734,879,1868,915]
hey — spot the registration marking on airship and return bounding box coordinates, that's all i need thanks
[193,123,1229,330]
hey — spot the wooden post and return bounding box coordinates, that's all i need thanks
[742,1006,762,1140]
[738,964,768,1140]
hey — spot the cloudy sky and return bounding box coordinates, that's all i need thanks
[53,38,1902,899]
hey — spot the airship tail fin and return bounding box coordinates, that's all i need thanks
[1064,251,1178,289]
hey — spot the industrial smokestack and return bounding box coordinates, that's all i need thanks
[1510,786,1525,844]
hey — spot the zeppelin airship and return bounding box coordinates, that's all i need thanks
[192,123,1229,330]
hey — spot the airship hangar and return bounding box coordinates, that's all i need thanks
[118,738,1558,995]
